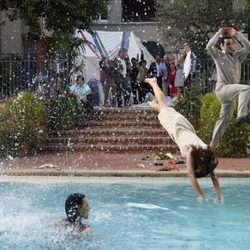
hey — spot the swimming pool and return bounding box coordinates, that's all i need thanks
[0,177,249,250]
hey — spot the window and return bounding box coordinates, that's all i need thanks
[93,1,108,23]
[99,2,108,20]
[122,0,157,22]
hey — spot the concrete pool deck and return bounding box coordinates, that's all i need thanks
[0,152,249,177]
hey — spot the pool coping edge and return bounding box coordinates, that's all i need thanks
[2,169,250,178]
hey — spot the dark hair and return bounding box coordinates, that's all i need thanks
[76,75,85,82]
[118,48,126,55]
[170,62,176,70]
[183,41,190,47]
[179,50,187,60]
[139,59,147,66]
[65,193,86,224]
[220,36,233,46]
[190,146,218,178]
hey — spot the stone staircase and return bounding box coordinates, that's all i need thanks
[44,107,178,153]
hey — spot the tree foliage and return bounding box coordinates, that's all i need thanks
[157,0,250,51]
[0,0,108,49]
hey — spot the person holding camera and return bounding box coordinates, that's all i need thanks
[206,27,250,149]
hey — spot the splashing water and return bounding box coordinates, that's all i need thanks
[0,179,250,250]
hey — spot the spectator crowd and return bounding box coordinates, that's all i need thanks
[70,42,197,109]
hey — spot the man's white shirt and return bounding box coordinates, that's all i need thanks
[183,50,192,79]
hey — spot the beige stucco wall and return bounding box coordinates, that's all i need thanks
[92,22,162,44]
[233,0,249,11]
[92,0,163,46]
[0,0,248,54]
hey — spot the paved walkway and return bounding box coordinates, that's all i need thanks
[1,152,249,173]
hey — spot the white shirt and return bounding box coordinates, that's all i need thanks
[183,50,192,79]
[118,57,127,77]
[158,107,207,157]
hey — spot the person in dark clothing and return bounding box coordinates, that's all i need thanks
[148,54,162,90]
[137,59,149,103]
[130,57,139,104]
[113,48,131,107]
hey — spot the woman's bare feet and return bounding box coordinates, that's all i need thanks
[145,77,157,87]
[147,100,160,111]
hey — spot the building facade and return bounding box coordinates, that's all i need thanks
[0,0,249,55]
[91,0,163,47]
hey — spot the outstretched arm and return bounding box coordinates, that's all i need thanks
[211,172,222,203]
[186,148,206,202]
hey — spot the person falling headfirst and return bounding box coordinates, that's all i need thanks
[145,77,222,202]
[206,27,250,149]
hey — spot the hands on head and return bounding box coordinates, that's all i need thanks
[219,27,237,37]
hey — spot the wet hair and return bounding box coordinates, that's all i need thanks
[65,193,86,224]
[76,75,84,82]
[190,146,218,178]
[220,36,233,46]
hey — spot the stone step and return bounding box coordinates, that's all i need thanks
[43,143,178,153]
[47,136,174,145]
[89,114,158,121]
[90,108,158,120]
[44,107,178,153]
[93,107,156,114]
[78,120,162,128]
[53,128,168,137]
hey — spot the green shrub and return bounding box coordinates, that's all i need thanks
[0,91,47,156]
[199,92,249,157]
[48,95,85,130]
[174,85,202,129]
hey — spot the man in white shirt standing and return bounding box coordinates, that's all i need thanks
[183,42,197,90]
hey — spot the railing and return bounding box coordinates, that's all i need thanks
[0,54,249,100]
[196,58,250,94]
[0,54,71,100]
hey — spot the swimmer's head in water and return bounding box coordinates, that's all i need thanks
[65,193,90,224]
[190,146,218,178]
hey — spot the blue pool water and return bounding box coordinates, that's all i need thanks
[0,178,250,250]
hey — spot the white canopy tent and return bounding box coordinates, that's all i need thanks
[74,30,155,83]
